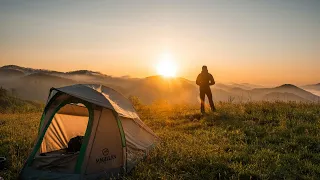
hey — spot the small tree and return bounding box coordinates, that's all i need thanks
[128,95,143,110]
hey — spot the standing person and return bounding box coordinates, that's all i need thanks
[196,66,216,113]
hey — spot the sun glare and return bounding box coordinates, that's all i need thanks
[156,53,177,77]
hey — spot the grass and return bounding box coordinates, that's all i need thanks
[1,101,320,179]
[0,113,40,179]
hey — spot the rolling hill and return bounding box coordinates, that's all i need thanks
[229,83,264,90]
[263,92,309,102]
[0,68,25,78]
[0,87,42,113]
[1,73,76,102]
[250,84,319,102]
[127,75,198,104]
[0,65,62,75]
[302,83,320,96]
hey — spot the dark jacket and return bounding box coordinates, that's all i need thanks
[196,70,215,89]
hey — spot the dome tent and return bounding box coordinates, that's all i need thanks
[20,84,158,179]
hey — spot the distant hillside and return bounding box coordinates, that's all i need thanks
[208,84,320,103]
[273,84,319,101]
[214,83,264,91]
[263,92,309,102]
[1,65,62,75]
[66,70,106,76]
[64,71,135,89]
[229,83,264,90]
[0,87,42,113]
[302,83,320,91]
[1,65,110,78]
[0,68,25,80]
[128,75,198,104]
[21,72,75,83]
[302,83,320,97]
[0,68,24,76]
[249,84,319,102]
[1,73,76,102]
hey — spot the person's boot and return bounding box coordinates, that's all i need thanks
[211,106,216,112]
[201,108,205,114]
[201,104,205,114]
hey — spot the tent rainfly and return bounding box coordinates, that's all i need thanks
[19,84,158,179]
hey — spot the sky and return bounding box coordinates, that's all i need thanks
[0,0,319,85]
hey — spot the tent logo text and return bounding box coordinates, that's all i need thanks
[96,148,116,164]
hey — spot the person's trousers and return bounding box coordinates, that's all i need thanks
[200,87,215,113]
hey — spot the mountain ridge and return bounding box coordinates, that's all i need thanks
[0,65,319,103]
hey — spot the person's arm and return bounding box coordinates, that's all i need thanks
[196,74,201,86]
[209,74,215,85]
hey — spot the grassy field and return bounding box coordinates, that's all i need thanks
[1,101,320,179]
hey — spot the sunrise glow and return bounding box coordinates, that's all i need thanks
[156,53,177,77]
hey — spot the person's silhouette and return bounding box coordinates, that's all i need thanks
[196,66,216,113]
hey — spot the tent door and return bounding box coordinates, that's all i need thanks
[29,101,93,173]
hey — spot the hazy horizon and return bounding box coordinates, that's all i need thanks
[1,63,319,87]
[1,1,319,86]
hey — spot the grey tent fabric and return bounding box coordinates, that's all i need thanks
[55,84,144,119]
[20,84,158,180]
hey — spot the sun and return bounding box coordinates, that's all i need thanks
[156,53,177,77]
